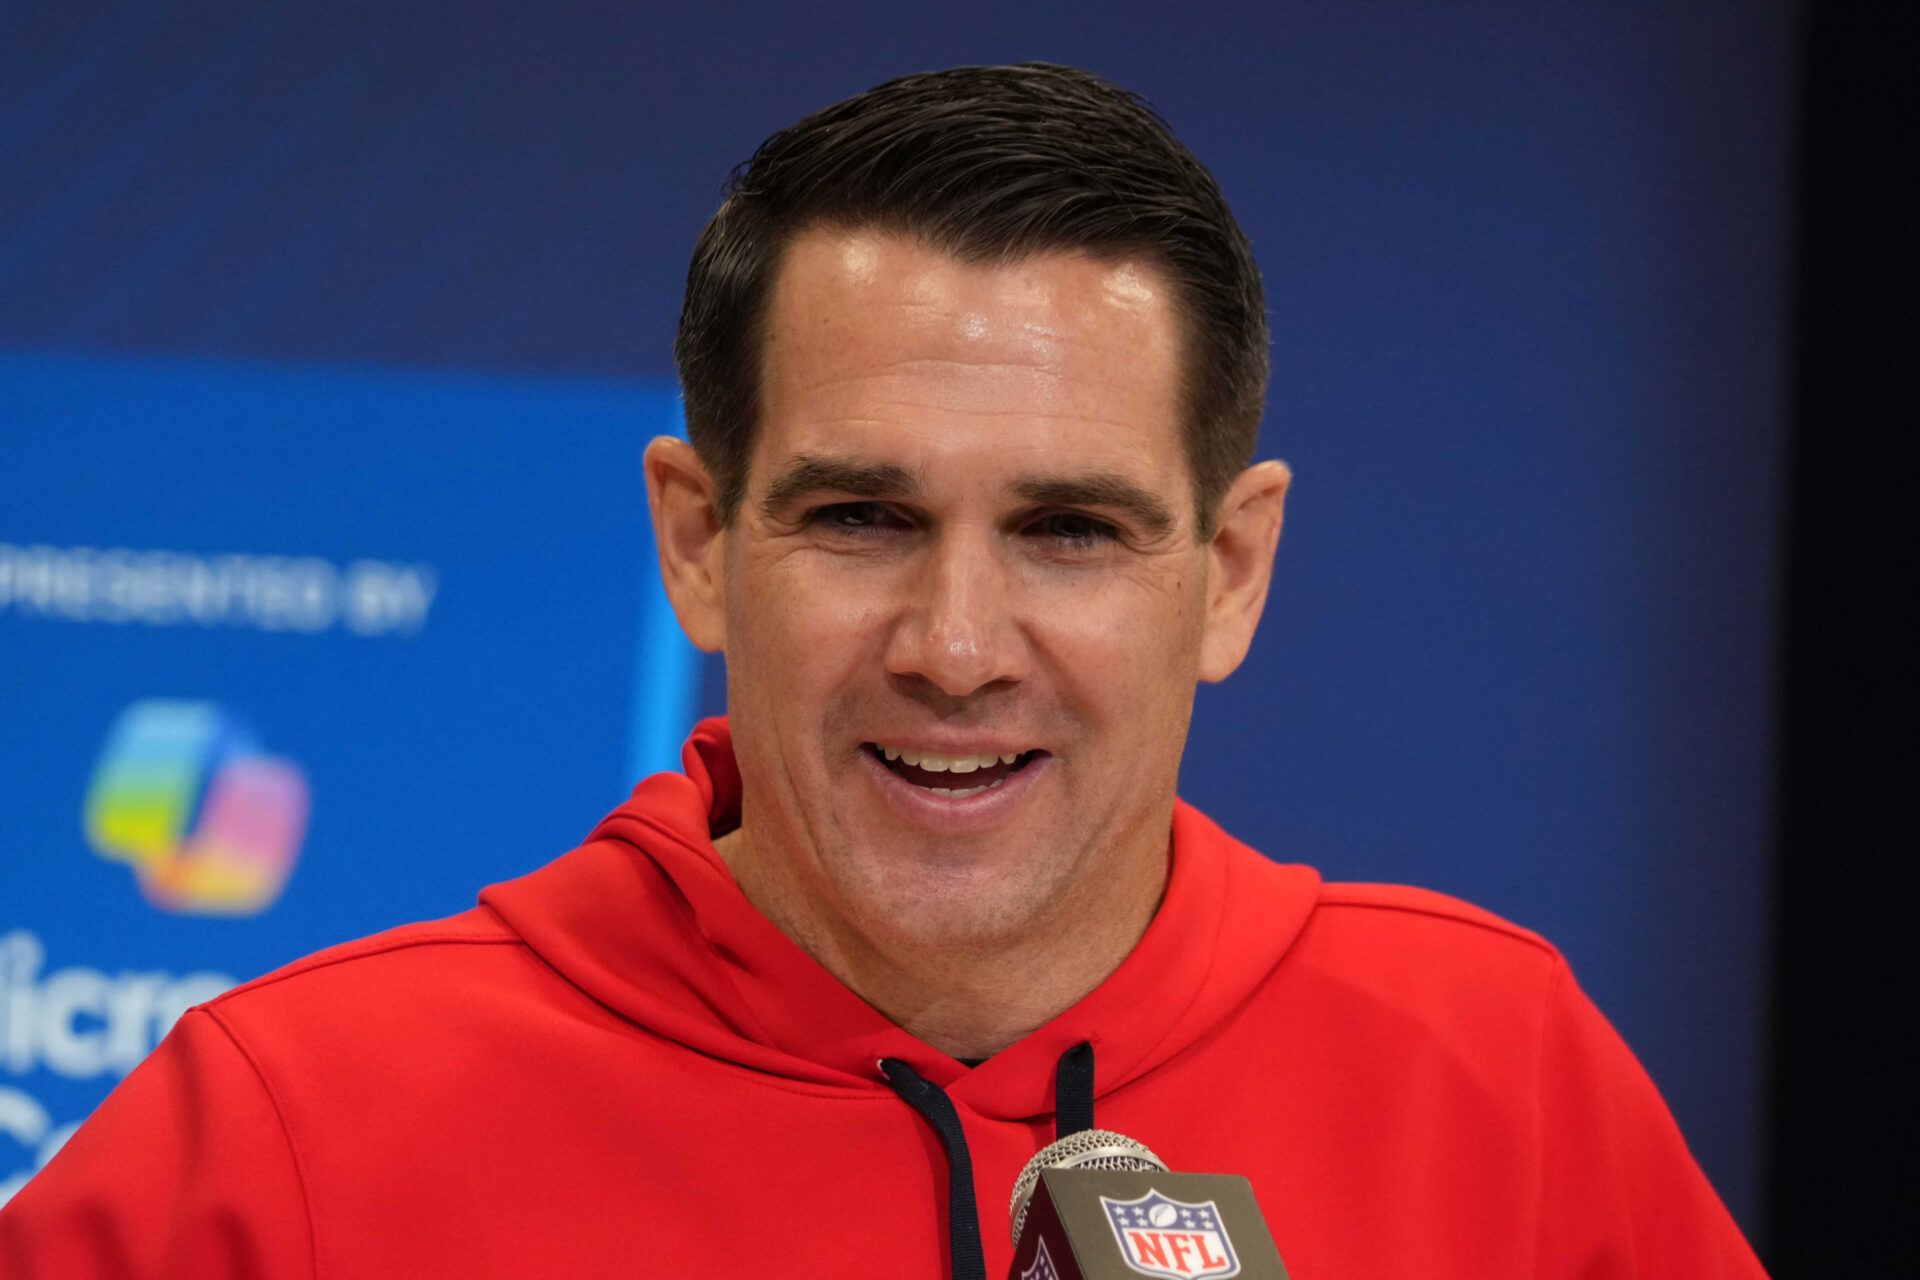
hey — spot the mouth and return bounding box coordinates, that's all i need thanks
[863,742,1047,799]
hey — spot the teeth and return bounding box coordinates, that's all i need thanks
[926,777,1009,799]
[874,746,1023,773]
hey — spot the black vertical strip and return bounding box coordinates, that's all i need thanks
[881,1059,988,1280]
[1054,1041,1096,1141]
[1766,3,1917,1272]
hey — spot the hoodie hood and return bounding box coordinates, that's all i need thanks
[480,717,1320,1122]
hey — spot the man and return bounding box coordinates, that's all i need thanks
[0,64,1762,1277]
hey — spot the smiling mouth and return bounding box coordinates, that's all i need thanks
[864,743,1045,798]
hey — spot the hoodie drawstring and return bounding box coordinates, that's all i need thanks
[881,1042,1096,1280]
[882,1058,988,1280]
[1052,1041,1095,1141]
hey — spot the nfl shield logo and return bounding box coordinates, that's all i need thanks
[1100,1189,1241,1278]
[1021,1238,1061,1280]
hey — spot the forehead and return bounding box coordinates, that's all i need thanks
[753,227,1187,490]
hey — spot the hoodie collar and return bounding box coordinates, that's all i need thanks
[481,717,1319,1121]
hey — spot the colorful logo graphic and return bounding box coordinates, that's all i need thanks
[1102,1189,1241,1279]
[83,700,309,915]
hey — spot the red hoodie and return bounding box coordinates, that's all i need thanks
[0,718,1763,1277]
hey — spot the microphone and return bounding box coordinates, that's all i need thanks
[1007,1128,1289,1279]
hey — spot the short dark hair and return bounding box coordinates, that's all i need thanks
[673,62,1268,537]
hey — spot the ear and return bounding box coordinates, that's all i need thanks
[1197,459,1291,683]
[643,436,728,653]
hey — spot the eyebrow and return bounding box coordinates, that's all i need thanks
[760,455,922,514]
[759,453,1177,538]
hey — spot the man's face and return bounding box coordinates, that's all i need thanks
[700,228,1249,950]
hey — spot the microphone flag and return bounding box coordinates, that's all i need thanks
[1009,1168,1289,1279]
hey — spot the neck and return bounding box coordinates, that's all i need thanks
[711,827,1168,1060]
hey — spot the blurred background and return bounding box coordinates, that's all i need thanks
[1,1,1906,1268]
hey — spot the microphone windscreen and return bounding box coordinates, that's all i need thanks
[1009,1128,1167,1246]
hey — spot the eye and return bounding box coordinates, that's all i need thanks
[807,501,909,533]
[1029,511,1120,544]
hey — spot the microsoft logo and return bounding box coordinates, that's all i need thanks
[82,701,309,915]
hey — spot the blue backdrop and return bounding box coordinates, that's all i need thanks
[0,0,1790,1234]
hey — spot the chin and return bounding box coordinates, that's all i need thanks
[834,848,1060,948]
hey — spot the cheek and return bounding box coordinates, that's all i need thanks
[728,559,895,701]
[1034,570,1206,706]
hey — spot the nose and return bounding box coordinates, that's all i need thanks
[884,528,1026,697]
